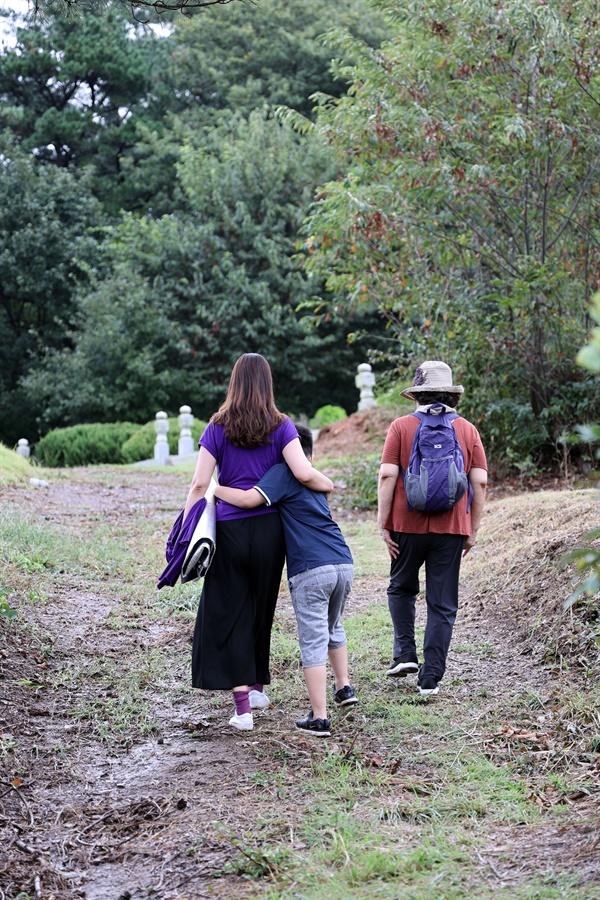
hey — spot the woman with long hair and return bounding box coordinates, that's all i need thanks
[182,353,332,731]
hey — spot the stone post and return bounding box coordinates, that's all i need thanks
[355,363,377,410]
[154,411,170,465]
[178,405,195,456]
[16,438,30,459]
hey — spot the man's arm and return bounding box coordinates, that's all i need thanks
[213,485,266,509]
[378,463,400,559]
[464,467,487,554]
[282,439,333,492]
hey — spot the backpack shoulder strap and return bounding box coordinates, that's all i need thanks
[411,409,458,424]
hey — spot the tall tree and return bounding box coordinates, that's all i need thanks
[166,0,387,121]
[23,112,381,430]
[0,139,103,445]
[0,7,164,211]
[124,0,389,215]
[301,0,600,467]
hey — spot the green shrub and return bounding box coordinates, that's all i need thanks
[120,418,207,464]
[340,454,380,509]
[311,405,347,429]
[35,422,139,467]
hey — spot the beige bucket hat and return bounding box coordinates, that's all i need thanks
[400,360,464,401]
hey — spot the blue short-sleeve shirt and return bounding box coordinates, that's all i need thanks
[254,463,353,578]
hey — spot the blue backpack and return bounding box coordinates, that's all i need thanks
[403,408,470,512]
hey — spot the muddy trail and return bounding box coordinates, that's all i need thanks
[1,467,599,899]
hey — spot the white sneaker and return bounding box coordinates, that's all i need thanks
[229,712,253,730]
[249,690,271,709]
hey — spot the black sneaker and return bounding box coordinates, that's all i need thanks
[333,685,358,707]
[386,659,419,678]
[417,676,439,696]
[295,711,331,737]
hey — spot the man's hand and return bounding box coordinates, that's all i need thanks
[380,527,400,559]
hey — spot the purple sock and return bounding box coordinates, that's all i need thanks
[233,689,251,716]
[249,683,263,694]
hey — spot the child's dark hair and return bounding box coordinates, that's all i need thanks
[295,423,313,458]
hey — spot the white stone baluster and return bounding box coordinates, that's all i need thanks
[355,363,377,410]
[154,411,170,465]
[178,405,195,456]
[16,438,30,459]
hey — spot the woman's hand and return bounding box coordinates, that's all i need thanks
[380,527,399,559]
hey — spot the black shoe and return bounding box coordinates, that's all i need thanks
[295,711,331,737]
[417,676,439,696]
[333,685,358,707]
[386,658,419,678]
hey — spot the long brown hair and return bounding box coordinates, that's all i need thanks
[211,354,285,447]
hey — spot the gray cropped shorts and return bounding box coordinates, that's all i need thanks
[288,563,354,669]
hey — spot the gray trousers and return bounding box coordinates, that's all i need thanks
[289,564,354,668]
[387,532,465,682]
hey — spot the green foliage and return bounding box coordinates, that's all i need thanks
[22,262,185,432]
[167,0,388,123]
[577,295,600,375]
[24,111,374,426]
[302,0,600,470]
[120,417,207,463]
[0,9,162,212]
[0,137,104,446]
[310,405,348,428]
[0,595,17,619]
[35,422,139,467]
[33,416,208,467]
[563,531,600,611]
[564,294,600,611]
[1,2,388,444]
[340,454,380,509]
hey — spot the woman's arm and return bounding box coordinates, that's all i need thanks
[464,467,487,553]
[182,447,217,522]
[213,485,265,509]
[377,463,400,559]
[282,438,333,492]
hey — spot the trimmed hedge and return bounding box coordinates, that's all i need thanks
[35,418,208,467]
[35,422,139,467]
[120,418,207,464]
[310,404,348,429]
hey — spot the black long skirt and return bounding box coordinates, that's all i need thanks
[191,512,285,690]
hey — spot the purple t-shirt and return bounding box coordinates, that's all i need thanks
[199,418,298,521]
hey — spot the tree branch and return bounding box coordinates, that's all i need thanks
[32,0,249,15]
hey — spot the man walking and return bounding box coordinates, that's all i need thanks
[377,360,487,696]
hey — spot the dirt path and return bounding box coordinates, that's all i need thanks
[1,469,598,899]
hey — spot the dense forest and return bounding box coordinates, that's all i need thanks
[0,0,598,473]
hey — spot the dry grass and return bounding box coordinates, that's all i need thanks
[465,488,600,668]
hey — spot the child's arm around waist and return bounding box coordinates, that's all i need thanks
[213,485,265,509]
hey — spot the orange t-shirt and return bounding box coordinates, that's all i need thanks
[381,414,487,536]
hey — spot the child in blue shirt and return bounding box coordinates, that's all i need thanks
[213,424,357,737]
